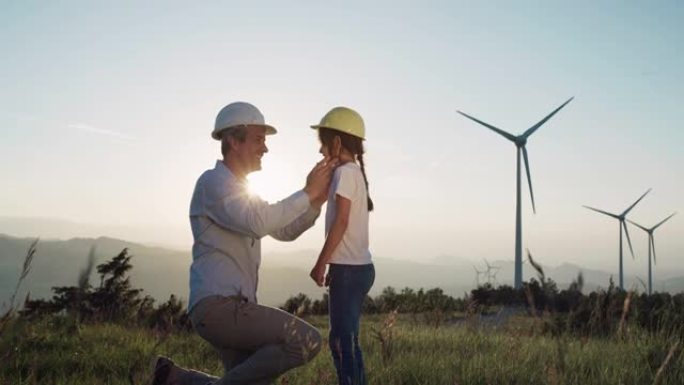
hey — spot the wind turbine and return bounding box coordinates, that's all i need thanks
[628,213,676,295]
[484,259,501,285]
[473,266,485,287]
[583,189,651,290]
[490,269,500,285]
[458,97,574,289]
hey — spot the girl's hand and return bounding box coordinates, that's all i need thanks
[310,263,326,287]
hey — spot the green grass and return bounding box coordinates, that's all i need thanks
[1,314,683,385]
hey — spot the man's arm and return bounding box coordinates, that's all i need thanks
[269,205,321,241]
[204,158,336,239]
[206,185,312,239]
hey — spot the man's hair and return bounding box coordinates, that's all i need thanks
[220,126,248,156]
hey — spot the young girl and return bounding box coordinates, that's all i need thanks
[309,106,375,385]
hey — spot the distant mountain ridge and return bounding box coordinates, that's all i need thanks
[0,216,190,250]
[2,234,683,310]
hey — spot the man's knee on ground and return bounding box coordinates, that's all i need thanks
[306,328,323,361]
[288,324,322,366]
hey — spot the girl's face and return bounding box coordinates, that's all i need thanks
[319,142,331,158]
[318,134,341,158]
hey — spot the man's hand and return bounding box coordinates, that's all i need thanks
[304,156,338,205]
[309,263,327,287]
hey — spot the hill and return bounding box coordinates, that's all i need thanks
[2,234,683,310]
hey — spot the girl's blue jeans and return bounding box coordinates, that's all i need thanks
[327,263,375,385]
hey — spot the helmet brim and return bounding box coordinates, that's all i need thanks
[212,124,278,140]
[310,125,365,140]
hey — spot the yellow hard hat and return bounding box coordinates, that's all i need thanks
[311,106,365,140]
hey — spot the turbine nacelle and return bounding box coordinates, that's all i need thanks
[628,212,677,267]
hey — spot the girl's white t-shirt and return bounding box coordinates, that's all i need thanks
[325,162,372,265]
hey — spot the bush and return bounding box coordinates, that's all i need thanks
[19,248,192,333]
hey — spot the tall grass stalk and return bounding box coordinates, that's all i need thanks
[0,238,38,333]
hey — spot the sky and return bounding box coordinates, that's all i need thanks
[1,1,683,279]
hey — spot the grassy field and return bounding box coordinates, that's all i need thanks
[1,313,683,385]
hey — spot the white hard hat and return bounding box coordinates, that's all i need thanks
[212,102,277,140]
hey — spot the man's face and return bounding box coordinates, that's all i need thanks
[233,126,268,174]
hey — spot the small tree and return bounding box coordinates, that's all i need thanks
[88,248,143,322]
[311,293,329,315]
[281,293,312,315]
[148,294,189,332]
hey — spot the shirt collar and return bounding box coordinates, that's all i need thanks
[215,159,247,185]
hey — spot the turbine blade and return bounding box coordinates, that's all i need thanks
[636,277,647,292]
[653,212,677,230]
[522,146,536,214]
[626,218,649,232]
[583,206,620,219]
[621,188,651,217]
[622,220,636,259]
[526,249,545,279]
[522,97,574,139]
[651,235,657,265]
[457,110,518,142]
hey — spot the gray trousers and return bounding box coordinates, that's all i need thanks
[179,295,322,385]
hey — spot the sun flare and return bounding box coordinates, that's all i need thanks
[247,157,300,202]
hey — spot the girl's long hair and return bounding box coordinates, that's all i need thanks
[318,127,374,212]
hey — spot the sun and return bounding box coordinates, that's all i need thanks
[247,156,299,202]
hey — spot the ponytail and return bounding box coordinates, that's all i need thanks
[357,152,374,212]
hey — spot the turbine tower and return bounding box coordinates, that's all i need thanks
[583,189,651,290]
[628,213,676,295]
[473,266,485,287]
[458,97,574,289]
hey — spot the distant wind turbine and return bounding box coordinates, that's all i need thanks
[628,213,676,295]
[490,269,500,285]
[484,259,501,285]
[458,97,574,289]
[583,189,651,290]
[473,266,485,287]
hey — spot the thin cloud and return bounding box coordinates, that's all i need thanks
[67,123,136,141]
[2,111,137,142]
